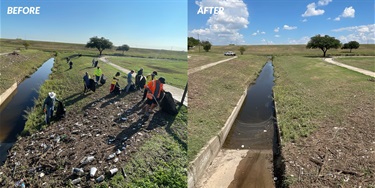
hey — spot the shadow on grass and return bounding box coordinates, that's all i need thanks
[63,92,93,108]
[164,105,187,151]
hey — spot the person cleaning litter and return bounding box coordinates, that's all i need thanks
[142,77,165,116]
[110,72,121,94]
[124,70,135,93]
[42,92,59,125]
[94,66,102,85]
[83,72,91,94]
[141,71,158,101]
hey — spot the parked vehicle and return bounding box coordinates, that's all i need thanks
[224,51,236,56]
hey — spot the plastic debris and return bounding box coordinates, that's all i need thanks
[114,158,119,163]
[241,145,244,148]
[39,172,45,178]
[80,156,95,165]
[109,168,118,175]
[72,168,84,176]
[15,179,25,188]
[96,175,105,183]
[71,178,81,185]
[90,167,97,177]
[107,153,115,160]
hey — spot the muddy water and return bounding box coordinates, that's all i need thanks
[223,61,275,150]
[0,58,54,165]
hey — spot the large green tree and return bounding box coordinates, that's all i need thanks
[239,46,246,55]
[341,41,360,53]
[85,36,113,56]
[306,35,341,57]
[117,44,130,55]
[188,37,200,50]
[201,40,212,52]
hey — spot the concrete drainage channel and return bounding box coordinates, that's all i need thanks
[189,60,285,188]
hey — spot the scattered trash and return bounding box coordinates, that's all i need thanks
[241,145,244,148]
[96,175,105,183]
[114,158,119,163]
[15,179,25,188]
[90,167,97,177]
[80,156,95,165]
[39,172,45,178]
[93,116,98,119]
[71,178,81,185]
[263,130,267,133]
[72,168,84,176]
[121,117,127,121]
[107,153,115,160]
[116,149,121,155]
[273,177,277,181]
[109,168,118,176]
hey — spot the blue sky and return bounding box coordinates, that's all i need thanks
[189,0,375,45]
[1,0,187,51]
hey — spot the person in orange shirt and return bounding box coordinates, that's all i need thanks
[143,77,165,116]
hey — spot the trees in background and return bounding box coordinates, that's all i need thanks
[117,44,130,55]
[201,41,212,52]
[239,46,246,55]
[188,37,200,50]
[341,41,360,53]
[306,35,341,57]
[86,36,113,56]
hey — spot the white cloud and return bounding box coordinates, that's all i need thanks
[334,6,355,21]
[283,25,297,30]
[251,30,265,36]
[190,0,249,45]
[332,24,375,44]
[275,35,280,38]
[318,0,332,6]
[302,19,308,22]
[274,27,280,32]
[302,3,325,17]
[342,6,355,18]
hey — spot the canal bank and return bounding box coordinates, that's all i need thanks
[0,58,55,165]
[189,61,284,188]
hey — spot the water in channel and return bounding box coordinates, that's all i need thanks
[0,58,54,165]
[223,61,275,150]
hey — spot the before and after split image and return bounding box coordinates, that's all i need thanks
[0,0,374,187]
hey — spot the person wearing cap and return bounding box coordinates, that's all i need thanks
[135,68,143,90]
[83,72,91,94]
[124,70,135,93]
[141,71,158,101]
[143,77,165,116]
[42,92,59,125]
[94,66,102,85]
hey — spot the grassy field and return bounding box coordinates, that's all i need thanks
[334,56,375,72]
[0,38,186,61]
[107,56,187,89]
[273,56,374,141]
[0,49,52,93]
[188,54,267,160]
[104,107,187,188]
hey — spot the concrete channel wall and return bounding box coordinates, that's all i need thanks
[188,88,248,188]
[0,82,17,106]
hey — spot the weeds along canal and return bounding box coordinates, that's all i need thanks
[0,58,54,165]
[199,60,285,188]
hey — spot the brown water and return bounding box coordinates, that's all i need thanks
[0,58,54,165]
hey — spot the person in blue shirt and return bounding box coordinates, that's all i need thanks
[124,70,135,93]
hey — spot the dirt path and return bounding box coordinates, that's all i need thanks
[188,56,237,75]
[197,149,274,188]
[323,57,375,77]
[99,56,188,106]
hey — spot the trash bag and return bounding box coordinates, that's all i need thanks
[55,101,66,119]
[160,92,178,116]
[100,75,106,85]
[111,83,121,94]
[138,76,146,89]
[89,79,96,92]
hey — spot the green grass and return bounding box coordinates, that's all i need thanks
[334,56,375,72]
[22,52,129,135]
[273,56,375,142]
[188,52,234,69]
[102,107,187,188]
[107,56,188,89]
[0,49,52,93]
[188,54,267,160]
[1,38,187,60]
[189,44,375,57]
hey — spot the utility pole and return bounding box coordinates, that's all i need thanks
[198,34,200,53]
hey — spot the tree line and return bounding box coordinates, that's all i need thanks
[188,35,361,57]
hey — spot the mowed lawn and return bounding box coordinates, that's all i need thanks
[107,56,188,89]
[334,56,375,72]
[188,54,267,160]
